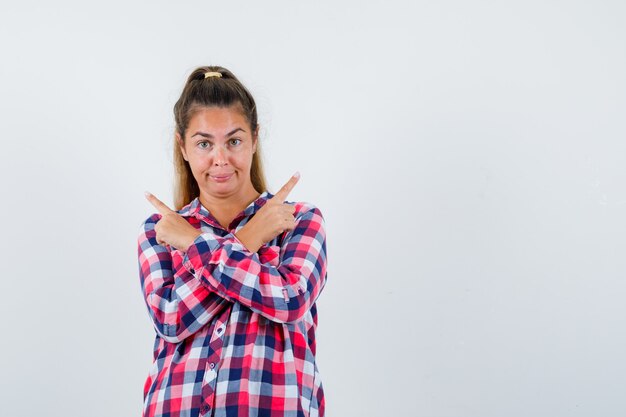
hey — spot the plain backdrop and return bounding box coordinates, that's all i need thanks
[1,1,625,416]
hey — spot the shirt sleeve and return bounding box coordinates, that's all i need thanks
[181,203,328,325]
[137,213,231,343]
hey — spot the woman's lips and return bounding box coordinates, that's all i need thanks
[210,173,234,182]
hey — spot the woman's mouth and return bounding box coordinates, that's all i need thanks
[210,173,234,183]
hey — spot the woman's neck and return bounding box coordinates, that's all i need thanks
[199,187,261,228]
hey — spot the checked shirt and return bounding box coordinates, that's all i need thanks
[137,191,328,417]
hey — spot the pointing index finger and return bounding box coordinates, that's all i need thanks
[145,191,175,215]
[273,172,300,202]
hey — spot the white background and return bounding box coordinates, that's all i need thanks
[1,1,625,416]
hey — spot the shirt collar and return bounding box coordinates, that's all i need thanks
[178,190,274,221]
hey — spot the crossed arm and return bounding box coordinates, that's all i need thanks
[137,204,328,343]
[137,213,231,343]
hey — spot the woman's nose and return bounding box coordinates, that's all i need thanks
[212,145,228,166]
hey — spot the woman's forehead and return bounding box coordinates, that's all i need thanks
[188,106,249,133]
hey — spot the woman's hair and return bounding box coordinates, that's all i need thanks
[172,65,268,210]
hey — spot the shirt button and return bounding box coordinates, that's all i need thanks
[200,404,210,414]
[216,326,224,335]
[209,362,215,369]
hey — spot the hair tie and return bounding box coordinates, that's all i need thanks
[204,71,222,79]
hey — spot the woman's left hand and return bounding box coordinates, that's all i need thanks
[145,191,203,251]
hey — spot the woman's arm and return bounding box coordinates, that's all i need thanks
[137,213,231,343]
[181,203,328,325]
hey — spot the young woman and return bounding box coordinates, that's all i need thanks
[137,66,328,417]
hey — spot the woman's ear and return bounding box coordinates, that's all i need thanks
[253,126,259,153]
[176,133,188,161]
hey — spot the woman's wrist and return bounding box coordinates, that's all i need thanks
[234,226,262,253]
[183,230,204,251]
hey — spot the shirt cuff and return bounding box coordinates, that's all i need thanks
[181,232,249,274]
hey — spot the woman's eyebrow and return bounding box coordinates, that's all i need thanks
[191,127,246,139]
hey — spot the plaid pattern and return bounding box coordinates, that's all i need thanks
[137,191,328,417]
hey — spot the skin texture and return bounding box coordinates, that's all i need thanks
[145,105,300,253]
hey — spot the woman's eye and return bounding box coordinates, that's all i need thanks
[230,138,241,146]
[199,142,210,149]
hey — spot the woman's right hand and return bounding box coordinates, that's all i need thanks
[235,172,301,253]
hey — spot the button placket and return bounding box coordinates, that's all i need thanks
[203,322,226,384]
[199,305,230,415]
[200,403,211,415]
[204,367,217,383]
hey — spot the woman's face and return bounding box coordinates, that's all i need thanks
[178,105,258,201]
